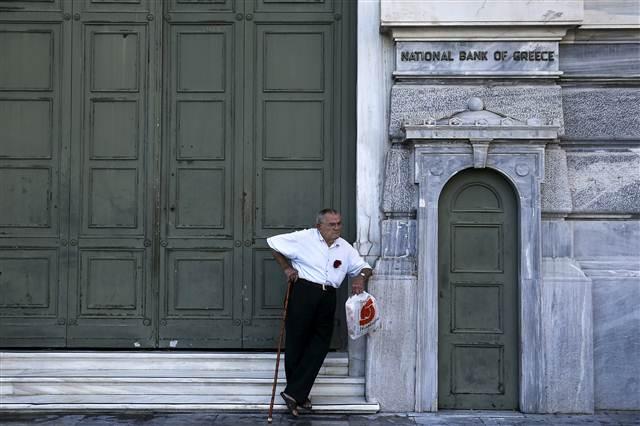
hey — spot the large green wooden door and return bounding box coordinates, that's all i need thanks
[0,0,353,349]
[438,168,519,410]
[159,0,353,349]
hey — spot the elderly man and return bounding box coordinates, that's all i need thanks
[267,208,372,416]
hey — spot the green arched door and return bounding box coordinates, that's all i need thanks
[438,168,519,410]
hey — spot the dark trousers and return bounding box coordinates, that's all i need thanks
[284,278,336,404]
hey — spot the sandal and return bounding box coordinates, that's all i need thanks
[280,391,299,417]
[301,398,312,410]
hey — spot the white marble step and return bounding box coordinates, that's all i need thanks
[0,351,378,413]
[0,395,380,413]
[2,369,291,379]
[0,352,348,376]
[2,375,364,397]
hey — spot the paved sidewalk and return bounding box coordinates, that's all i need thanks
[0,411,638,425]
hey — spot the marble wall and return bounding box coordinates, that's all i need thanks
[562,87,640,141]
[366,275,417,411]
[541,258,594,413]
[573,221,640,410]
[566,150,640,215]
[381,0,583,26]
[389,85,564,140]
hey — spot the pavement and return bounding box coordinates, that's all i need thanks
[0,411,638,426]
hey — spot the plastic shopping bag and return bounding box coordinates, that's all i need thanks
[345,291,381,340]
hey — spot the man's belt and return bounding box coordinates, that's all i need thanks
[299,278,336,292]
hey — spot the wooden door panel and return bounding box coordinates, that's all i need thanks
[78,24,148,237]
[0,31,53,90]
[252,23,334,237]
[263,100,324,160]
[0,0,63,12]
[0,100,52,158]
[0,24,63,238]
[0,252,56,311]
[78,250,145,317]
[451,283,503,333]
[254,0,335,14]
[67,6,158,346]
[451,224,503,272]
[79,0,151,14]
[0,167,52,228]
[242,247,288,347]
[166,249,233,317]
[438,169,518,410]
[260,168,325,229]
[159,17,242,347]
[165,24,235,238]
[452,344,505,394]
[167,0,234,13]
[0,19,69,346]
[159,247,238,348]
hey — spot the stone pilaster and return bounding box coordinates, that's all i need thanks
[365,134,420,410]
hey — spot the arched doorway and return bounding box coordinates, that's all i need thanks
[437,168,519,410]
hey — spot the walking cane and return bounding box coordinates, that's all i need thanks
[267,278,293,423]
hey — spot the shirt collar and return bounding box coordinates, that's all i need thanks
[315,228,340,248]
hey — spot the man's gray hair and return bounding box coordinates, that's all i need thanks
[316,208,339,225]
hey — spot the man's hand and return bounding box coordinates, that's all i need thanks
[351,276,365,295]
[284,267,298,283]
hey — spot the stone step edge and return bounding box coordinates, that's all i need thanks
[0,370,341,378]
[0,352,348,360]
[0,403,380,413]
[1,376,364,384]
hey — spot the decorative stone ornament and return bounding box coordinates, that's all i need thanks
[402,97,560,141]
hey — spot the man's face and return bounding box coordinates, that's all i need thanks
[316,213,342,244]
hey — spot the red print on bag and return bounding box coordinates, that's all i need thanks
[359,297,376,326]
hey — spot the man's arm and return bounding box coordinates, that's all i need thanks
[271,250,299,283]
[351,267,373,295]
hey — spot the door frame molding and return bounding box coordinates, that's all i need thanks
[413,141,547,412]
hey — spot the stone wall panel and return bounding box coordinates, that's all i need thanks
[389,85,564,139]
[562,87,640,140]
[566,151,640,214]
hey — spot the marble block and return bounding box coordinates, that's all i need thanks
[584,0,640,27]
[588,267,640,410]
[560,43,640,76]
[366,276,417,412]
[566,151,640,214]
[542,219,573,258]
[541,258,594,413]
[348,333,366,377]
[573,221,640,258]
[574,220,640,410]
[389,84,564,139]
[381,0,583,27]
[562,87,640,140]
[542,144,572,216]
[382,145,417,214]
[381,219,417,258]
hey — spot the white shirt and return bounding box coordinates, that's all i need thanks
[267,228,371,288]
